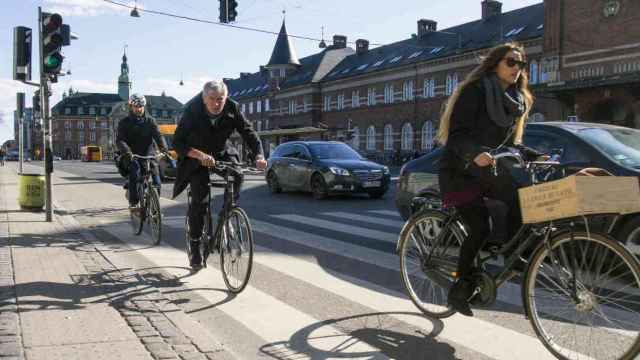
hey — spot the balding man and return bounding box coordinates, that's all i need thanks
[173,80,266,269]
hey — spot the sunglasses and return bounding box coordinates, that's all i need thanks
[504,57,527,70]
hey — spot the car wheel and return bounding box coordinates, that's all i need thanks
[267,171,282,194]
[368,189,386,199]
[311,174,327,200]
[617,216,640,246]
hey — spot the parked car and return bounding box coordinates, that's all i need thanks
[266,141,391,199]
[396,122,640,246]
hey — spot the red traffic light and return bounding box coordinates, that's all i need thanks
[43,13,62,32]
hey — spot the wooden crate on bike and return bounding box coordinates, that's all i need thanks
[518,175,640,224]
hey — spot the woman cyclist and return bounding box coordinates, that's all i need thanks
[437,42,545,316]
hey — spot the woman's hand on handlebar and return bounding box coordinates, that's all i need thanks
[199,153,216,167]
[473,152,495,167]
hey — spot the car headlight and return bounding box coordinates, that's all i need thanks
[329,167,350,176]
[382,166,390,174]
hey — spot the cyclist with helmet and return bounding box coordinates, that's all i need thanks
[116,93,168,212]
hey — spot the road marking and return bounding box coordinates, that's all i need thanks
[321,212,405,228]
[368,210,402,218]
[271,214,397,243]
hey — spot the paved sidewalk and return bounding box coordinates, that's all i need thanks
[0,164,230,360]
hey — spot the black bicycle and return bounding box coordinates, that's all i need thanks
[185,161,260,293]
[398,150,640,360]
[128,154,163,245]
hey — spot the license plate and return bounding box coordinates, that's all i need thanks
[363,181,381,188]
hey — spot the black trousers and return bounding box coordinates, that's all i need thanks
[187,158,243,240]
[455,176,522,280]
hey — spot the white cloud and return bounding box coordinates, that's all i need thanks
[43,0,130,17]
[144,76,209,104]
[0,79,36,145]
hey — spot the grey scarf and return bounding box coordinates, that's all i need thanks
[482,74,526,127]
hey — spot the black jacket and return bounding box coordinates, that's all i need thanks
[172,93,264,198]
[439,80,540,196]
[116,113,167,156]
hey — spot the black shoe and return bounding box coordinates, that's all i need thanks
[448,279,475,317]
[189,241,202,269]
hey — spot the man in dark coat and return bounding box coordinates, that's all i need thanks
[116,93,168,211]
[172,80,266,269]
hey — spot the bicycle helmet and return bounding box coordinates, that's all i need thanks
[128,93,146,107]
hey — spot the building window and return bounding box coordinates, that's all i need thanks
[241,104,246,113]
[423,78,436,98]
[303,96,310,112]
[351,126,360,150]
[401,123,414,150]
[352,91,360,108]
[89,107,96,115]
[65,131,71,141]
[289,99,296,114]
[162,110,168,117]
[366,125,376,151]
[65,107,71,115]
[100,107,107,115]
[403,80,414,101]
[257,100,262,113]
[265,99,270,112]
[280,68,286,77]
[257,120,262,131]
[422,121,435,151]
[529,60,539,84]
[452,73,459,93]
[78,107,84,115]
[337,94,345,110]
[90,132,96,142]
[77,122,84,129]
[323,96,331,111]
[247,102,252,114]
[384,84,394,104]
[90,121,96,130]
[102,121,108,129]
[384,124,393,151]
[367,87,376,106]
[78,131,85,143]
[65,121,71,129]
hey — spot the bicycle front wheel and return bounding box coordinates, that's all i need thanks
[147,186,162,245]
[220,207,254,293]
[398,209,465,318]
[524,231,640,360]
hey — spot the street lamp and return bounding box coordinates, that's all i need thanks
[130,0,141,17]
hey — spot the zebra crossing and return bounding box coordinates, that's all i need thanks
[126,205,558,359]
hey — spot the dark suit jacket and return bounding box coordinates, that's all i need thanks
[438,80,540,201]
[172,93,264,198]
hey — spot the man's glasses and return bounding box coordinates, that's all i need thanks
[504,57,527,70]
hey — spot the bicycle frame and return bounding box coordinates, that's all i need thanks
[203,163,242,258]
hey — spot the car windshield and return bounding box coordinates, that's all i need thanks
[309,144,362,160]
[576,127,640,168]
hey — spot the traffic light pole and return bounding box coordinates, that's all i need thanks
[38,7,54,222]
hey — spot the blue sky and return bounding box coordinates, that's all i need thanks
[0,0,541,144]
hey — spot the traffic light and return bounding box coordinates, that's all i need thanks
[219,0,228,23]
[228,0,237,22]
[33,90,41,114]
[13,27,32,82]
[40,12,64,77]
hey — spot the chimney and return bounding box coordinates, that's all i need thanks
[356,39,369,55]
[417,19,437,39]
[332,35,347,49]
[240,72,251,79]
[481,0,502,20]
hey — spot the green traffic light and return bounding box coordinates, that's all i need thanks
[43,53,63,73]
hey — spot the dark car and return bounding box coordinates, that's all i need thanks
[266,141,391,199]
[395,122,640,246]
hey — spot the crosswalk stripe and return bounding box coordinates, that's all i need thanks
[271,214,397,243]
[321,212,405,228]
[368,210,402,218]
[103,224,384,357]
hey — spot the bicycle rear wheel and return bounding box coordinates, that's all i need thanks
[398,209,465,318]
[524,231,640,360]
[220,207,254,293]
[147,186,162,245]
[130,183,144,235]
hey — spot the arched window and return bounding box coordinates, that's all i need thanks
[445,75,452,95]
[530,60,539,84]
[384,124,393,151]
[401,123,413,150]
[351,127,360,150]
[366,125,376,151]
[422,121,435,151]
[452,73,459,92]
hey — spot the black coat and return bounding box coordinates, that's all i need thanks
[116,113,167,156]
[172,93,264,198]
[439,80,540,197]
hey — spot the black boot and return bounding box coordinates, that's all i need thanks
[448,278,475,316]
[189,241,202,270]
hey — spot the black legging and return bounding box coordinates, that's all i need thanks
[455,178,522,280]
[188,160,243,240]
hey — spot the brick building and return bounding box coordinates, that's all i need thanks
[51,51,183,159]
[226,0,639,163]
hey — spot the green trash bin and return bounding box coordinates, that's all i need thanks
[18,173,45,210]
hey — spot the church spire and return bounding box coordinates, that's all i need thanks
[118,45,131,100]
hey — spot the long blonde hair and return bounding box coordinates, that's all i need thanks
[437,42,533,145]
